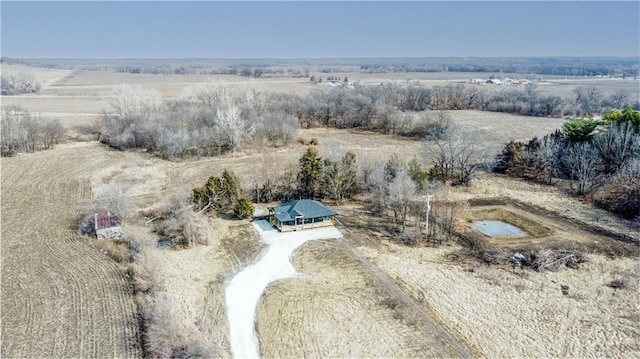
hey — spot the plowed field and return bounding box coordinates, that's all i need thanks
[1,143,142,358]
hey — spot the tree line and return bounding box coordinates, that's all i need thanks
[95,84,299,158]
[6,57,635,79]
[495,108,639,219]
[95,80,638,159]
[1,106,64,156]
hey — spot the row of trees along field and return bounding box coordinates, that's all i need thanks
[1,106,64,156]
[495,108,640,219]
[5,57,637,78]
[94,81,637,159]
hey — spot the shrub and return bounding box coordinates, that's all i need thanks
[494,141,525,174]
[1,73,41,95]
[234,197,255,219]
[592,160,640,219]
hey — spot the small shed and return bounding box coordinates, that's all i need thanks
[268,199,337,232]
[95,212,122,239]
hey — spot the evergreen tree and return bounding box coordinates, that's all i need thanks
[297,146,323,198]
[384,153,403,182]
[563,117,599,143]
[192,168,242,210]
[407,158,428,193]
[234,197,255,219]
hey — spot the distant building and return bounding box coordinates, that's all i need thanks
[95,212,122,239]
[267,199,337,232]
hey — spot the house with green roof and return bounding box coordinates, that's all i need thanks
[267,199,337,232]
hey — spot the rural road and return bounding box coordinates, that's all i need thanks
[225,220,343,359]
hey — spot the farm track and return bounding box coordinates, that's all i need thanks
[257,238,474,358]
[337,239,477,358]
[1,143,142,358]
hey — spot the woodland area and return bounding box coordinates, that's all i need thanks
[81,80,637,159]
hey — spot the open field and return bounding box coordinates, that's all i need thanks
[1,63,74,86]
[1,142,142,358]
[5,128,637,358]
[2,63,638,136]
[2,62,639,358]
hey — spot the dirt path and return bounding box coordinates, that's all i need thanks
[1,143,142,358]
[339,241,475,358]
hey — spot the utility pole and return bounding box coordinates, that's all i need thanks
[425,194,432,238]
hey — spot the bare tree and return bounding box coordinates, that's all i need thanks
[464,86,484,110]
[214,105,253,154]
[42,118,64,149]
[563,142,601,194]
[574,86,603,115]
[365,161,388,215]
[387,169,416,232]
[606,89,630,110]
[109,84,162,119]
[423,123,487,186]
[428,184,462,242]
[179,81,234,108]
[95,181,132,221]
[537,95,564,117]
[1,106,65,155]
[322,151,359,205]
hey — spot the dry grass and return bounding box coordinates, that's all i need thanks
[142,196,214,247]
[94,239,131,264]
[356,241,640,358]
[256,240,457,358]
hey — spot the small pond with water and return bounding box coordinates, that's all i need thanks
[471,220,526,238]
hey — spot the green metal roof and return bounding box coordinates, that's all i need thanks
[269,199,337,223]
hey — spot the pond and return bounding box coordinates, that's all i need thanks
[471,220,526,238]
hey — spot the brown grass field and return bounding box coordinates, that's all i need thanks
[1,63,639,358]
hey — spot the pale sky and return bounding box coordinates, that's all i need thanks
[2,1,639,58]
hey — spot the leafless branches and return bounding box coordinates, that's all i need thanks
[423,123,488,186]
